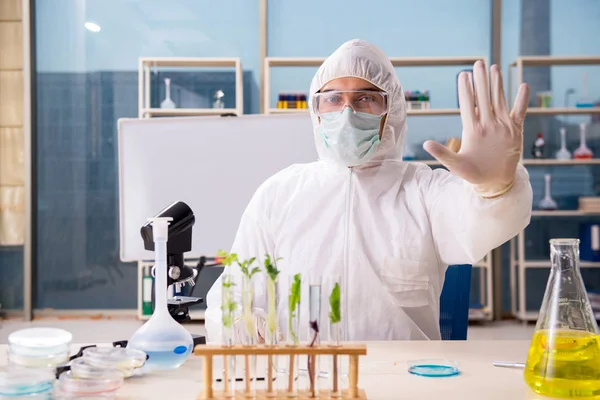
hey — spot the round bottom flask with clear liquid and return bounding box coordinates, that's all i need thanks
[127,218,193,371]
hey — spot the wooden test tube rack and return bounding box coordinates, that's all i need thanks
[194,343,368,400]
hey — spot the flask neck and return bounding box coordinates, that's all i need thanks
[560,129,567,148]
[579,127,587,147]
[544,175,552,198]
[550,240,579,272]
[164,79,172,101]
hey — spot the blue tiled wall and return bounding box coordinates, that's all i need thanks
[33,71,253,309]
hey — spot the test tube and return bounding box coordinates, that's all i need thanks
[327,274,344,398]
[241,274,256,397]
[221,273,237,397]
[307,274,322,397]
[265,274,279,396]
[286,273,301,397]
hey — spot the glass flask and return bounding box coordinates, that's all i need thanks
[524,239,600,398]
[555,128,572,160]
[538,174,558,211]
[574,123,594,160]
[127,218,193,371]
[160,78,176,109]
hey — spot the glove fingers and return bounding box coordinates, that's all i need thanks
[423,140,460,167]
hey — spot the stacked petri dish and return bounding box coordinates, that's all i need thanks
[55,347,146,398]
[56,369,124,399]
[8,328,72,370]
[0,368,56,399]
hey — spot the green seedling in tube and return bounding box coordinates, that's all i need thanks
[239,258,259,340]
[219,250,260,338]
[264,254,281,342]
[329,283,341,324]
[288,273,301,344]
[221,276,237,329]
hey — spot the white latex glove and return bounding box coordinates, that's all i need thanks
[423,61,530,198]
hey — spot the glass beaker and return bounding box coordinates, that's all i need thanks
[524,239,600,398]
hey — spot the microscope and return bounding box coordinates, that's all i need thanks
[140,201,221,328]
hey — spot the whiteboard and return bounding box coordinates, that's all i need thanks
[118,113,317,262]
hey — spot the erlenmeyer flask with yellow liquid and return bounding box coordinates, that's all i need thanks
[525,238,600,398]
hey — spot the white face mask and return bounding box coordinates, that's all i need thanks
[319,108,382,166]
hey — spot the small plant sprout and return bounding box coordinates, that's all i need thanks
[329,282,341,324]
[217,250,259,340]
[264,254,282,281]
[221,274,237,329]
[288,273,301,344]
[264,254,282,343]
[217,249,238,268]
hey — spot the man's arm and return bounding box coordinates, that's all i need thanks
[204,188,274,343]
[424,164,532,266]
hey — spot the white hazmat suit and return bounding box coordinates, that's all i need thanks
[205,39,532,342]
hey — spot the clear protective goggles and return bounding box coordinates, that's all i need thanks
[312,90,388,116]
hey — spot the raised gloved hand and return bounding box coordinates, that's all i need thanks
[423,61,530,198]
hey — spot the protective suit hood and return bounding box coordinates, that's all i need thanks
[309,39,407,165]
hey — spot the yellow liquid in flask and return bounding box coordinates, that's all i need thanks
[524,330,600,398]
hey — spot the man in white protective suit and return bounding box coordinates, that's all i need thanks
[205,39,532,342]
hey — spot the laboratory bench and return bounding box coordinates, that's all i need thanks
[1,340,546,399]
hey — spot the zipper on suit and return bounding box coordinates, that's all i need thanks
[342,168,353,341]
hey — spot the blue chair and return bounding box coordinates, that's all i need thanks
[439,264,473,340]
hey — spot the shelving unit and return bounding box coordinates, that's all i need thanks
[508,55,600,321]
[263,56,486,116]
[510,207,600,322]
[138,57,244,118]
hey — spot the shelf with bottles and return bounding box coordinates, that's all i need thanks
[526,120,598,166]
[263,56,486,114]
[138,57,244,118]
[509,55,600,112]
[267,108,464,116]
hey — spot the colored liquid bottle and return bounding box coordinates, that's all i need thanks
[574,123,594,159]
[524,238,600,398]
[532,133,545,159]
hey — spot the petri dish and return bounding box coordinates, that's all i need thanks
[57,370,123,398]
[71,358,125,380]
[82,347,146,378]
[407,359,460,377]
[8,350,70,368]
[8,328,72,358]
[0,368,55,398]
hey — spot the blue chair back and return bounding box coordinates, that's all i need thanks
[439,264,472,340]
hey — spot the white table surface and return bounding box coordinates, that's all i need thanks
[1,340,553,400]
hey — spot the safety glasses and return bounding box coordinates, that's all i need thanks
[312,90,388,117]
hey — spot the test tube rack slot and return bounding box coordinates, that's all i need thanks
[193,343,368,400]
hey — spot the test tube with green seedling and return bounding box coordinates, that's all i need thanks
[239,256,259,397]
[287,273,301,397]
[218,250,260,396]
[219,271,236,397]
[264,254,281,396]
[328,276,344,397]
